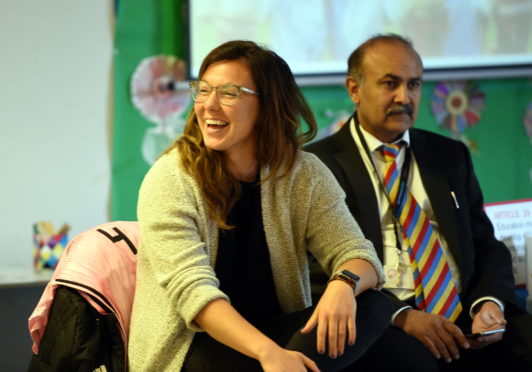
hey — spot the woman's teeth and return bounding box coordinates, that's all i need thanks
[206,119,228,127]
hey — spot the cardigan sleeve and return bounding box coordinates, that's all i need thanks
[301,152,386,288]
[136,149,228,331]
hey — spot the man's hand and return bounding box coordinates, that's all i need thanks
[393,309,470,363]
[468,301,506,349]
[300,280,357,359]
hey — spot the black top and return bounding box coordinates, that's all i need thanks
[215,180,281,325]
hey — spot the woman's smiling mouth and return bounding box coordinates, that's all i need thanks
[205,118,229,128]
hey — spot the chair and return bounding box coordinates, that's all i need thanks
[27,221,139,372]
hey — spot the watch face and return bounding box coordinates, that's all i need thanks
[341,270,360,282]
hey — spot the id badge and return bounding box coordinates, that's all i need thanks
[384,263,414,289]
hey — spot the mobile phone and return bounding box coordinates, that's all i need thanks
[465,328,505,338]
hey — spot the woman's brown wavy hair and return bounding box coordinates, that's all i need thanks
[174,40,317,229]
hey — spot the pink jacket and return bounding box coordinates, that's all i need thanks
[28,221,139,355]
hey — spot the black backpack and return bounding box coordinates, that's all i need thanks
[27,286,125,372]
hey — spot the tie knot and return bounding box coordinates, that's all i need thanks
[381,143,402,163]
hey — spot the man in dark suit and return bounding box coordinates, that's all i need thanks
[306,34,531,371]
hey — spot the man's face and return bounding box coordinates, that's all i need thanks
[346,42,423,143]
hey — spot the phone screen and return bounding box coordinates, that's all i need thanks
[465,328,505,338]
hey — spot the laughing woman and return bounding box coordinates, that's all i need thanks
[128,40,391,372]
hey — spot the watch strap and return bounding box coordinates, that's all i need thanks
[328,269,360,292]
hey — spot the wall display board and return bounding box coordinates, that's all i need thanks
[485,199,532,286]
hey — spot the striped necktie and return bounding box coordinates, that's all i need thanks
[382,143,462,322]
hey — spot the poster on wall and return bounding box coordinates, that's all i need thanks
[484,199,532,287]
[527,235,532,298]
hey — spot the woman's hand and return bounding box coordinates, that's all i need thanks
[195,298,320,371]
[300,280,357,358]
[258,345,320,372]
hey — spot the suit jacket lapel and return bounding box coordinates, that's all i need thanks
[331,122,384,260]
[326,125,461,266]
[410,129,461,264]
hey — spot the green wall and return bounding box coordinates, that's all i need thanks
[112,0,183,220]
[303,79,532,204]
[112,0,532,221]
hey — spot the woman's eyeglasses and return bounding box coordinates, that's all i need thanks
[189,80,259,106]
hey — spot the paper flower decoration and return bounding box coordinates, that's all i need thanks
[130,55,191,164]
[431,81,485,138]
[131,55,190,123]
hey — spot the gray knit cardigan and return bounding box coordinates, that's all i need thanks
[128,148,385,371]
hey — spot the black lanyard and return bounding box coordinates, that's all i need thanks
[354,114,412,251]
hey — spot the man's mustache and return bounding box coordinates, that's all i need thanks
[387,104,413,116]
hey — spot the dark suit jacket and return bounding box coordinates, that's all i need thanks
[305,117,518,316]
